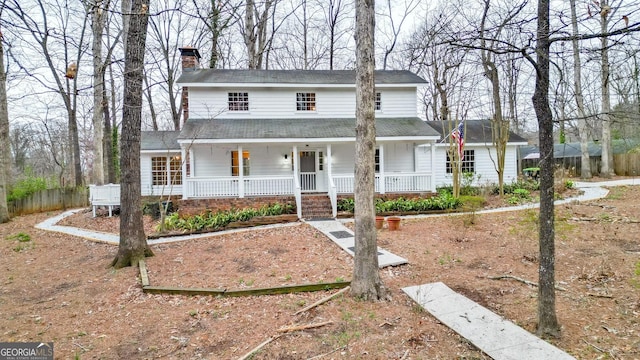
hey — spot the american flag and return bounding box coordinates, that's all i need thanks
[451,121,465,160]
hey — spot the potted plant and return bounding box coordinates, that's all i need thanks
[387,216,401,231]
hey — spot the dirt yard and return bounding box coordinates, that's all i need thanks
[1,184,639,359]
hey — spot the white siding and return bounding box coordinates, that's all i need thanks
[331,144,356,174]
[381,142,415,173]
[192,145,231,177]
[190,144,296,177]
[429,145,520,187]
[141,154,152,196]
[187,87,419,119]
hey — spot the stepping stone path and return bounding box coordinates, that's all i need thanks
[403,282,576,360]
[305,219,408,268]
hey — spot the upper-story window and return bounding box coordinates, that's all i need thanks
[228,92,249,111]
[375,92,381,111]
[296,92,316,111]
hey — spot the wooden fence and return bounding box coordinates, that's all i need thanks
[614,153,640,176]
[8,187,89,217]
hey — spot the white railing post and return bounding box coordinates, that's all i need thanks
[379,144,386,194]
[181,147,188,199]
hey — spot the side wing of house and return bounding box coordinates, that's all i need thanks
[140,131,183,197]
[425,145,521,187]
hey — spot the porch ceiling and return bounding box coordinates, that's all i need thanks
[178,117,440,143]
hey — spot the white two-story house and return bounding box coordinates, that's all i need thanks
[139,47,526,218]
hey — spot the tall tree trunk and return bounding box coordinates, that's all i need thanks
[532,0,560,337]
[480,0,507,196]
[90,0,108,185]
[107,59,118,184]
[599,0,613,177]
[570,0,591,179]
[351,0,385,301]
[112,0,153,268]
[0,34,10,223]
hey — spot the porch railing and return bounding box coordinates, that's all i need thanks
[185,176,294,198]
[332,173,432,194]
[184,173,432,198]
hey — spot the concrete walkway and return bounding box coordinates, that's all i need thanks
[403,282,576,360]
[304,219,408,268]
[34,179,637,358]
[35,209,300,245]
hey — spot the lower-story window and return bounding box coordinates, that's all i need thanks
[446,149,475,174]
[231,150,250,176]
[152,156,182,186]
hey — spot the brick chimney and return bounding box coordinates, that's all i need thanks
[179,46,201,71]
[179,47,201,124]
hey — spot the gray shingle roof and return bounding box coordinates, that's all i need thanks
[425,120,528,144]
[519,139,640,159]
[177,70,427,85]
[177,117,439,141]
[141,131,181,150]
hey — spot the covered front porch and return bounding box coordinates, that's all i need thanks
[179,141,437,218]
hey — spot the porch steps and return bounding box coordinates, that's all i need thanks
[301,193,333,219]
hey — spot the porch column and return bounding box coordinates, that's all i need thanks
[293,146,299,181]
[413,143,419,172]
[430,142,436,192]
[326,144,332,182]
[181,146,187,199]
[238,145,244,198]
[379,144,385,194]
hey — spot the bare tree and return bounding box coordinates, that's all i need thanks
[479,0,526,196]
[86,0,110,185]
[147,0,198,130]
[5,0,89,187]
[377,0,419,70]
[569,0,591,178]
[112,0,153,268]
[595,0,615,177]
[323,0,350,70]
[351,0,385,301]
[0,24,9,223]
[529,0,560,337]
[191,0,239,69]
[242,0,274,69]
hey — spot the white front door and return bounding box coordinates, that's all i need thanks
[299,150,327,192]
[299,151,316,191]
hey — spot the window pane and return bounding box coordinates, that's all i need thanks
[375,148,380,173]
[375,92,381,111]
[152,157,167,186]
[170,156,182,185]
[296,92,316,111]
[228,92,249,111]
[446,150,475,174]
[231,151,250,176]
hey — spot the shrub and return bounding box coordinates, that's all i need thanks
[459,195,486,210]
[338,193,461,214]
[159,203,295,232]
[7,176,48,202]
